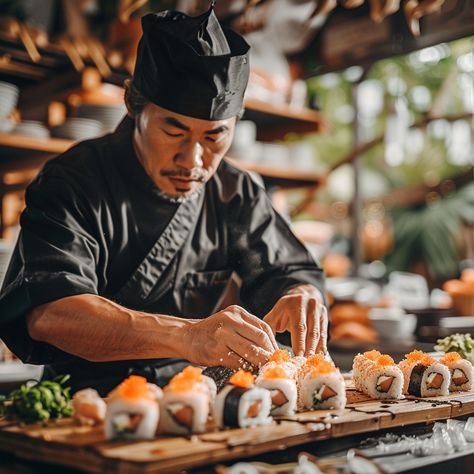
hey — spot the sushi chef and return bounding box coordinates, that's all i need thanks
[0,5,326,394]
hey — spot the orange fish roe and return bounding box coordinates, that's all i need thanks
[441,352,462,365]
[405,350,425,363]
[421,354,435,366]
[309,359,336,377]
[364,350,382,361]
[310,361,336,378]
[306,353,327,367]
[269,349,290,364]
[263,366,289,380]
[167,366,203,393]
[376,355,395,367]
[117,375,152,400]
[229,369,255,388]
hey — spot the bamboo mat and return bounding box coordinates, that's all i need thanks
[1,387,474,474]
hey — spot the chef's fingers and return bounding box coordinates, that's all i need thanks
[304,297,319,357]
[225,337,271,368]
[236,307,279,351]
[290,302,307,357]
[316,305,329,354]
[220,348,252,370]
[235,320,276,354]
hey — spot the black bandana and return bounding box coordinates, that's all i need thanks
[133,5,250,120]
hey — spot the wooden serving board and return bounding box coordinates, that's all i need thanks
[1,388,474,474]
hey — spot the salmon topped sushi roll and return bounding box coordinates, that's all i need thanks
[399,351,450,397]
[352,351,404,400]
[105,375,160,440]
[298,354,346,410]
[440,352,474,392]
[256,365,297,416]
[160,366,215,435]
[72,388,106,426]
[214,369,272,428]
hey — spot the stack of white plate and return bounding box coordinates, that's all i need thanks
[12,120,50,139]
[76,104,126,133]
[0,81,18,118]
[0,240,13,288]
[51,117,103,141]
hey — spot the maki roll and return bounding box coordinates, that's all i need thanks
[105,375,160,440]
[256,366,297,416]
[214,369,272,428]
[440,352,474,392]
[352,350,404,400]
[298,354,346,410]
[160,366,215,435]
[399,351,451,397]
[72,388,106,426]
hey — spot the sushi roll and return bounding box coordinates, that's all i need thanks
[440,352,474,392]
[399,351,451,397]
[214,369,272,428]
[352,351,404,400]
[72,388,106,426]
[256,366,297,416]
[105,375,160,440]
[160,366,214,435]
[298,354,346,410]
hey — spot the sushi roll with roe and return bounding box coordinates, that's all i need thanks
[160,366,215,435]
[214,369,272,428]
[105,375,160,440]
[440,352,474,392]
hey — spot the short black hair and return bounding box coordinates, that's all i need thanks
[124,78,149,115]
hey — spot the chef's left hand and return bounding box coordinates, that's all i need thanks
[263,284,328,357]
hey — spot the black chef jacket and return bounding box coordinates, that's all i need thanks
[0,117,324,395]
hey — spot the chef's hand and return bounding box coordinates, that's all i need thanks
[263,284,328,357]
[183,305,279,369]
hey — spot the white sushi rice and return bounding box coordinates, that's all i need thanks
[255,378,297,416]
[443,358,474,392]
[214,385,272,428]
[421,362,451,397]
[159,390,210,435]
[298,371,346,410]
[105,397,159,440]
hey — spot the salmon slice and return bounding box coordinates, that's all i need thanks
[452,369,468,385]
[271,390,288,407]
[168,404,194,428]
[427,372,443,389]
[320,385,338,401]
[127,413,143,431]
[377,376,394,393]
[247,400,262,418]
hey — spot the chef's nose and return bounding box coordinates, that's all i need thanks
[175,141,204,169]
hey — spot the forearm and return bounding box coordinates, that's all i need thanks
[26,294,192,362]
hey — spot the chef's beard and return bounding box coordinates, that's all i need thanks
[157,169,207,203]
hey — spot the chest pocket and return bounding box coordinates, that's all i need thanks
[181,269,233,318]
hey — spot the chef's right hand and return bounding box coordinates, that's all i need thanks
[182,305,278,369]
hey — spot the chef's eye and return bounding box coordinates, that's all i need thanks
[163,130,184,137]
[205,136,216,142]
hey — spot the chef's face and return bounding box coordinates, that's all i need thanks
[132,102,236,199]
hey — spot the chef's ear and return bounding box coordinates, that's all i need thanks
[123,78,148,119]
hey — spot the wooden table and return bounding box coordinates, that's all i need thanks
[1,385,474,474]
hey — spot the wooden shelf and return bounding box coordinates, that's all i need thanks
[226,157,326,189]
[0,132,73,155]
[243,98,327,141]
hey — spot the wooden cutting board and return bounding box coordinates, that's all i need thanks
[1,388,474,474]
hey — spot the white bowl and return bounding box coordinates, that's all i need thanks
[369,312,417,340]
